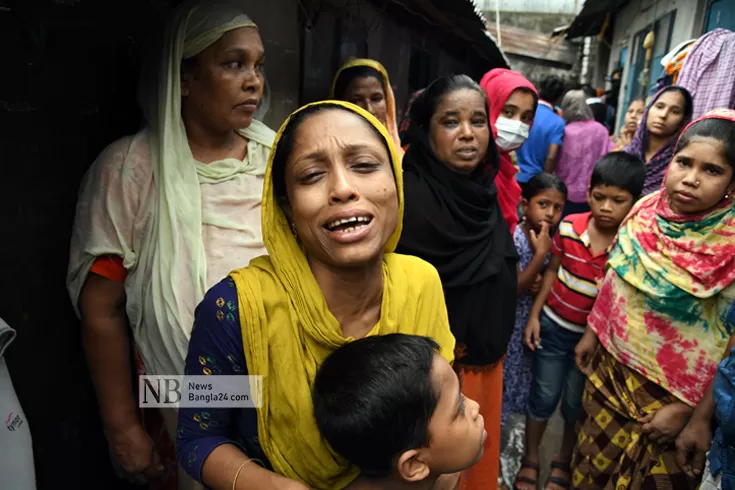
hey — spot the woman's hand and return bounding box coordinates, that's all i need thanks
[106,421,165,484]
[675,415,713,478]
[640,402,694,444]
[575,329,599,375]
[524,317,541,351]
[529,222,552,256]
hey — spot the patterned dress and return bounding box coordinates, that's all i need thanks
[176,278,271,481]
[500,225,550,486]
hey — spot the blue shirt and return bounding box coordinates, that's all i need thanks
[709,301,735,490]
[515,104,565,183]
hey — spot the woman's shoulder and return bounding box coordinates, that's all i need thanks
[386,253,442,286]
[88,130,153,180]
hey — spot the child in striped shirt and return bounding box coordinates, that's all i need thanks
[513,152,645,490]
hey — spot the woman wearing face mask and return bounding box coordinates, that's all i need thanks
[480,69,538,234]
[397,75,518,490]
[624,86,693,195]
[551,90,616,217]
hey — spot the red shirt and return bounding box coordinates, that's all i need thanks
[543,212,610,333]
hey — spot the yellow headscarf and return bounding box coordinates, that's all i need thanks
[331,59,404,156]
[229,101,455,489]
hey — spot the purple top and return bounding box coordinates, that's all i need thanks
[555,120,614,203]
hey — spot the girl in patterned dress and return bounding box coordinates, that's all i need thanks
[573,109,735,490]
[500,173,567,489]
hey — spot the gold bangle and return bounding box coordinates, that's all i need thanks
[232,458,262,490]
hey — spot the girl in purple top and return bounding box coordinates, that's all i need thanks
[549,90,615,217]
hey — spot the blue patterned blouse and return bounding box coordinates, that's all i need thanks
[176,277,271,483]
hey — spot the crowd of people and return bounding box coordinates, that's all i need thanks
[62,1,735,490]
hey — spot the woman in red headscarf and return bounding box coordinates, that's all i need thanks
[480,69,539,235]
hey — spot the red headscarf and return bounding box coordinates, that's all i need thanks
[480,69,538,234]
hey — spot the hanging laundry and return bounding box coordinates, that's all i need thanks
[677,28,735,119]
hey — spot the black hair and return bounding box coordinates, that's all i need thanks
[271,103,390,208]
[312,334,442,479]
[539,76,565,105]
[522,173,568,201]
[409,74,487,131]
[589,151,646,198]
[333,65,386,100]
[581,85,597,98]
[675,117,735,177]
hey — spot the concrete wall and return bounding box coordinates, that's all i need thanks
[607,0,710,128]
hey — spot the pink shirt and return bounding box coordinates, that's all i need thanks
[555,120,615,203]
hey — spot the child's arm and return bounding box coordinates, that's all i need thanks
[675,331,735,477]
[517,222,552,295]
[523,254,561,350]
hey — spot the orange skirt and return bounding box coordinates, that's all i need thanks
[456,360,503,490]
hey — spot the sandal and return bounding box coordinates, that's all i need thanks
[513,459,539,490]
[544,460,572,490]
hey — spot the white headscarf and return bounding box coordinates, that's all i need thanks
[68,0,275,377]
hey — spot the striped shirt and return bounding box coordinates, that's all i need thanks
[543,212,610,333]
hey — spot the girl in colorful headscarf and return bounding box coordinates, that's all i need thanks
[67,1,276,488]
[331,59,403,155]
[573,109,735,490]
[177,101,456,490]
[480,69,539,235]
[624,86,693,195]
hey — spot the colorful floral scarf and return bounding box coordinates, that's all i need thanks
[589,110,735,406]
[624,86,693,196]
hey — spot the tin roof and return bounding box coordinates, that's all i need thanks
[386,0,510,68]
[493,24,579,66]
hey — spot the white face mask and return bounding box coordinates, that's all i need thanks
[495,117,530,152]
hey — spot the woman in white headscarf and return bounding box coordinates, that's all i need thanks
[66,1,275,488]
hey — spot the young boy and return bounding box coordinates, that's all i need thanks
[515,152,646,490]
[312,334,486,490]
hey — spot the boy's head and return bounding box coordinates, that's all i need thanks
[587,151,646,231]
[313,334,486,483]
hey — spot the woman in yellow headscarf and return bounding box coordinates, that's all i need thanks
[176,101,456,490]
[331,59,403,155]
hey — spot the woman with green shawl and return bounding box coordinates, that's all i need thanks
[66,1,276,488]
